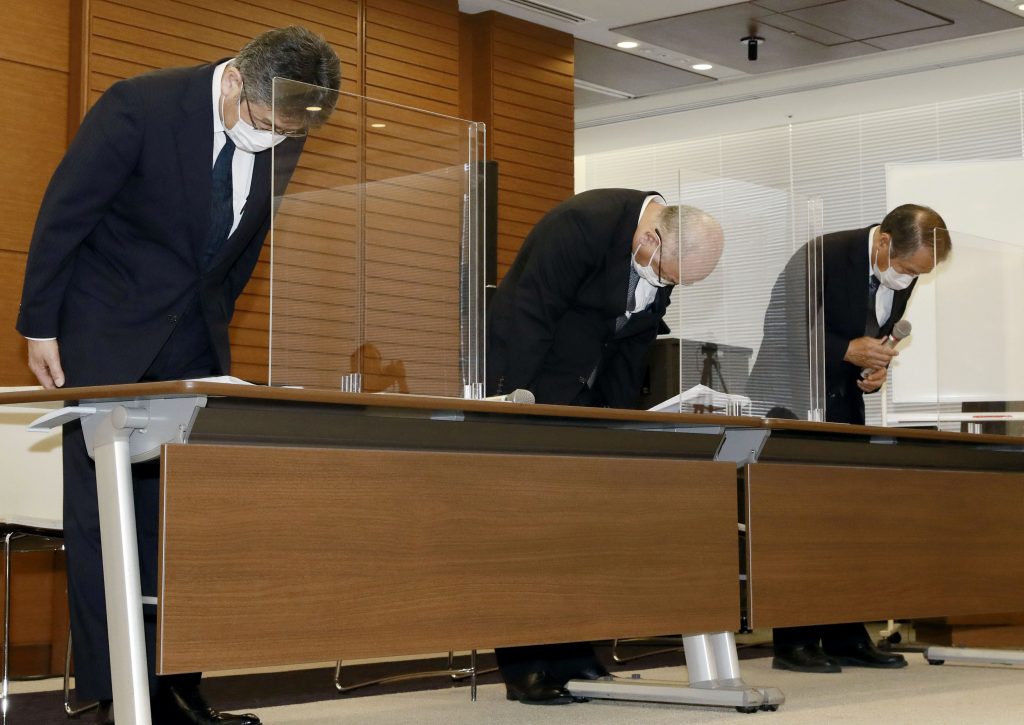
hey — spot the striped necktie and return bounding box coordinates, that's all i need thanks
[204,135,236,267]
[865,274,881,337]
[615,266,641,332]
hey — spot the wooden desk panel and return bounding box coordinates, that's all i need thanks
[746,463,1024,629]
[157,445,738,674]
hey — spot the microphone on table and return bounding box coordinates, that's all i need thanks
[861,318,912,378]
[484,388,536,404]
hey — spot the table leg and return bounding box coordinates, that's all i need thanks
[566,631,785,712]
[93,411,152,725]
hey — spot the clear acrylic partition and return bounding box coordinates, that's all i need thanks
[269,79,486,398]
[888,229,1024,430]
[654,171,825,420]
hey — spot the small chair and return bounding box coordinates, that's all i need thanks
[1,388,96,720]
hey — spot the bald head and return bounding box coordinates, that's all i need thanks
[659,205,725,286]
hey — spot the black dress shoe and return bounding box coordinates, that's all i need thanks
[154,684,261,725]
[572,660,611,681]
[773,644,841,673]
[504,671,574,705]
[824,641,908,669]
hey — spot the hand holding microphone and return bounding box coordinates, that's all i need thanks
[859,319,911,379]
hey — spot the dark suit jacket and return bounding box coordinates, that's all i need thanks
[821,226,916,424]
[16,62,301,387]
[747,226,916,424]
[486,188,672,409]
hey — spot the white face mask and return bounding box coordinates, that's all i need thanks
[221,91,286,153]
[873,244,915,291]
[632,239,669,287]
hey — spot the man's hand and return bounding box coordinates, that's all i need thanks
[27,339,65,389]
[857,365,887,393]
[844,336,897,370]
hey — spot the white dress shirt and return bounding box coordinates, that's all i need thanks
[211,60,256,237]
[625,194,667,320]
[867,225,895,329]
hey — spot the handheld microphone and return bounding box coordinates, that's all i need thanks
[484,388,535,404]
[861,319,911,378]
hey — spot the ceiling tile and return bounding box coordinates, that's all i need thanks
[575,40,712,96]
[752,0,830,11]
[616,3,876,74]
[760,12,854,46]
[787,0,950,41]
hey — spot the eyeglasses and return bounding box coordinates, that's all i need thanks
[637,228,675,285]
[242,88,308,138]
[653,228,665,284]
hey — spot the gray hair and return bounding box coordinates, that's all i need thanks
[230,26,341,127]
[881,203,951,262]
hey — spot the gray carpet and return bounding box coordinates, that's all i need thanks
[257,654,1024,724]
[8,646,1024,724]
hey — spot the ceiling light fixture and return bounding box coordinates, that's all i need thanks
[617,41,638,49]
[692,63,713,71]
[370,122,387,128]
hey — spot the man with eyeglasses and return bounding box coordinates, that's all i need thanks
[485,188,724,704]
[748,204,951,675]
[16,26,340,725]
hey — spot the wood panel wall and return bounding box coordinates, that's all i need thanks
[460,11,574,281]
[0,1,72,386]
[0,550,69,677]
[270,0,468,393]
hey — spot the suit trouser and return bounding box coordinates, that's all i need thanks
[63,304,217,700]
[773,623,872,652]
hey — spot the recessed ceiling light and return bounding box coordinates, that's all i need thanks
[370,122,387,128]
[692,63,713,71]
[305,105,322,112]
[616,41,638,49]
[1018,3,1024,11]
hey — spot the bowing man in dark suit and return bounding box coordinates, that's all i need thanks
[16,27,340,725]
[486,188,725,704]
[755,204,951,674]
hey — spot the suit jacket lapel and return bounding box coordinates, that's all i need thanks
[845,226,872,328]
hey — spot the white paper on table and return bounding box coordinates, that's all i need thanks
[648,384,751,416]
[187,375,255,385]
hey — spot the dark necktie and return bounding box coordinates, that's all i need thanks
[615,266,641,332]
[865,274,881,338]
[204,135,236,267]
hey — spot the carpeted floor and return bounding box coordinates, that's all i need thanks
[8,641,1024,724]
[4,641,693,724]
